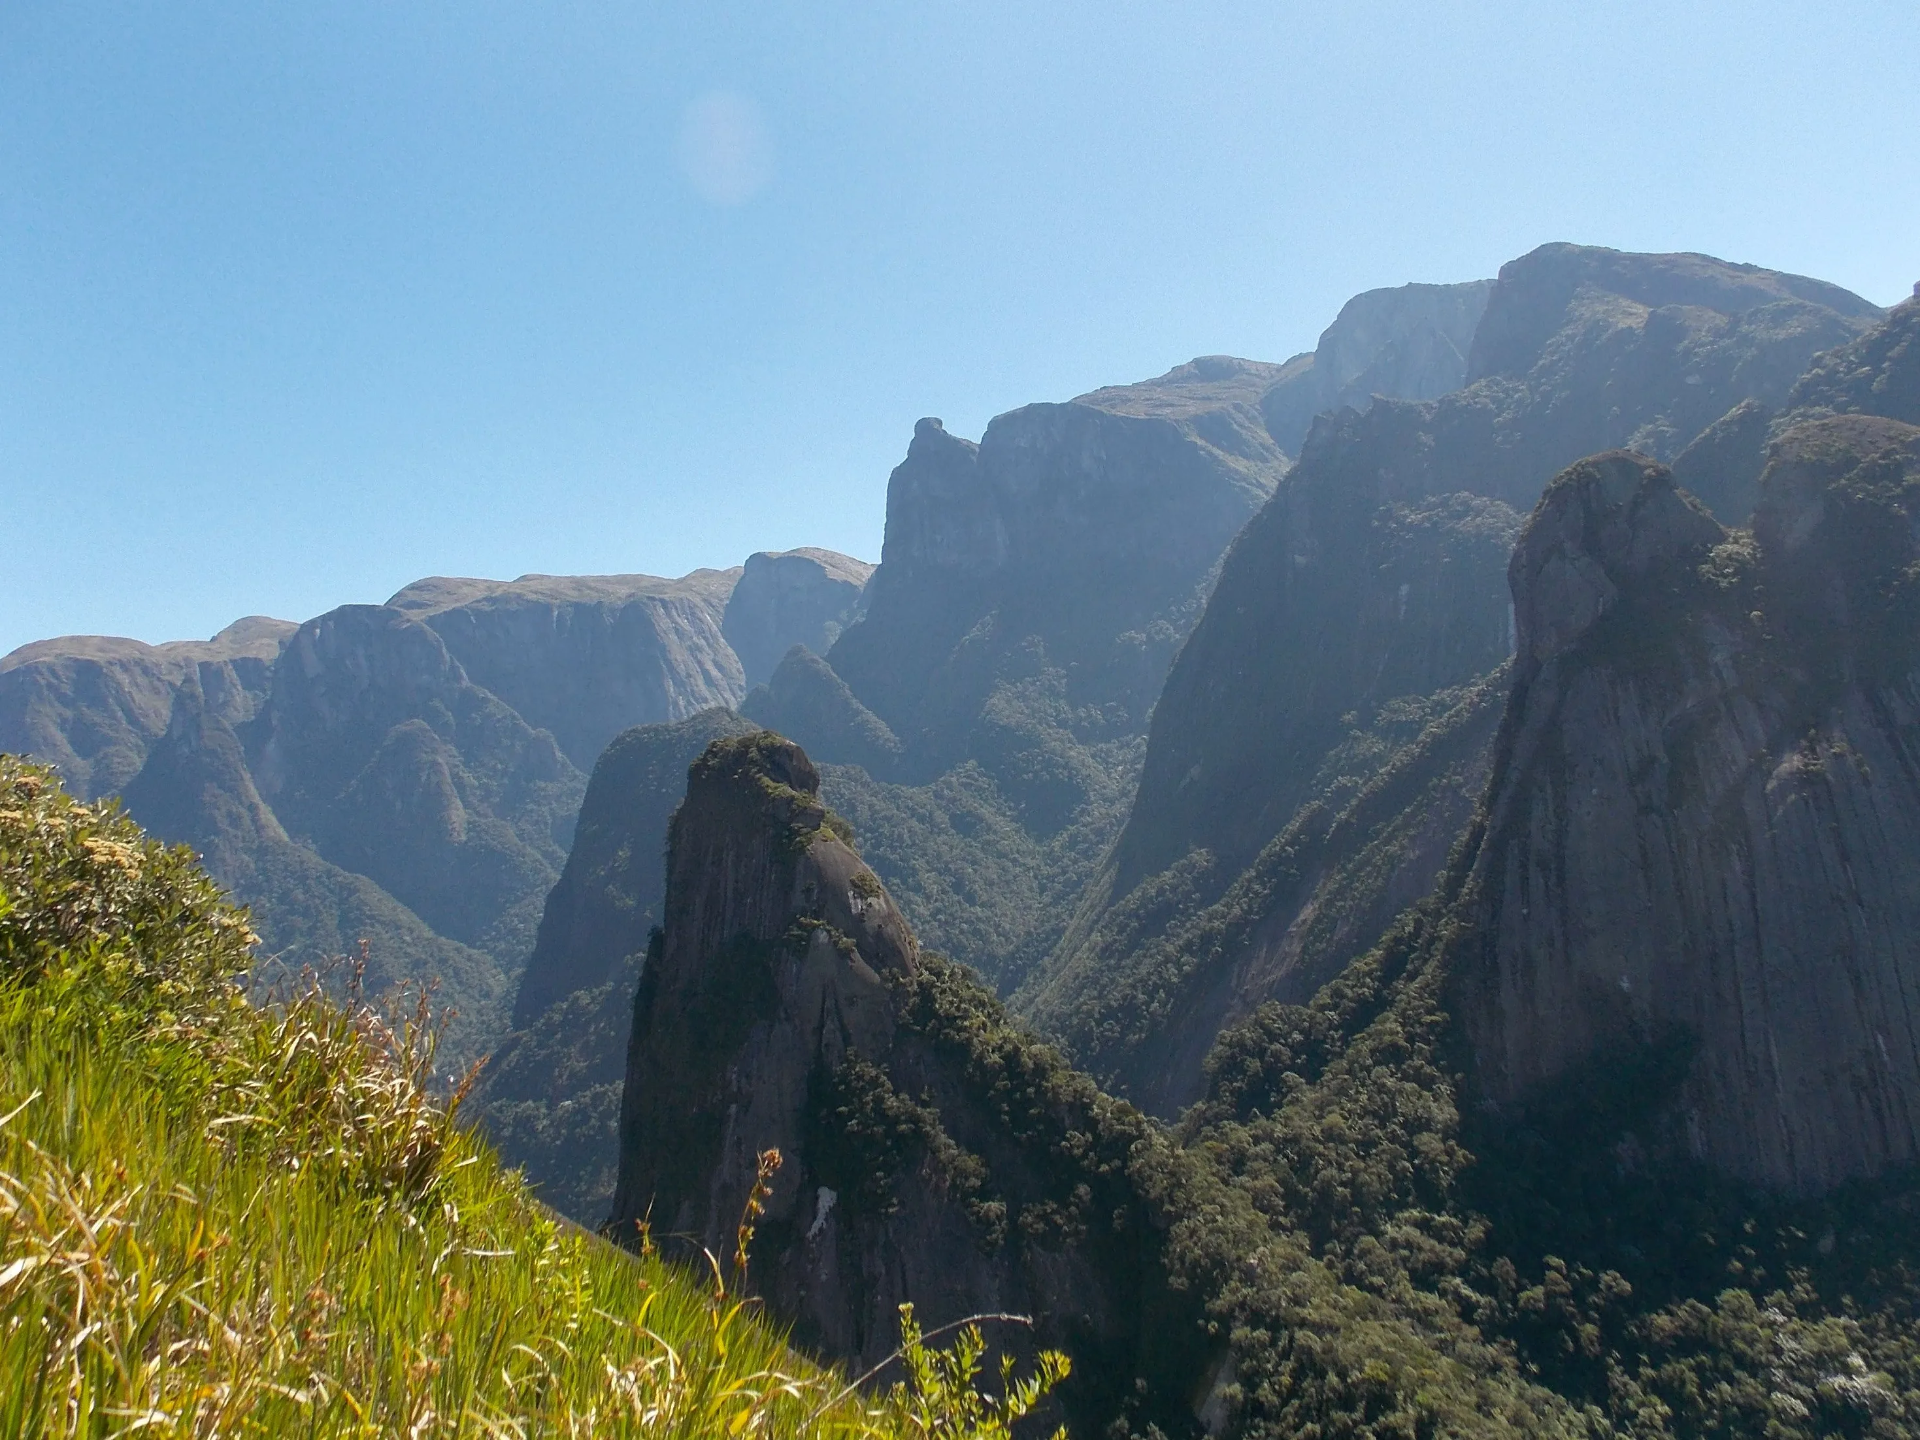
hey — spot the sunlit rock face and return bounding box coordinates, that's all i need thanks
[388,569,748,773]
[0,617,292,801]
[721,548,872,690]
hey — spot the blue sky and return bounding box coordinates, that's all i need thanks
[3,0,1915,655]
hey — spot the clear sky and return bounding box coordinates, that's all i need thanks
[3,0,1915,656]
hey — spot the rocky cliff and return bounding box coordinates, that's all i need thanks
[1670,284,1920,525]
[722,549,873,688]
[0,617,293,800]
[388,569,746,772]
[5,554,868,1084]
[741,645,904,776]
[607,733,1206,1434]
[119,671,512,1057]
[1458,423,1920,1193]
[790,306,1496,992]
[244,603,585,970]
[1028,244,1885,1112]
[1260,279,1494,454]
[829,376,1284,759]
[772,372,1288,994]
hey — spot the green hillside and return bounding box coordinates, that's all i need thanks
[0,755,1060,1438]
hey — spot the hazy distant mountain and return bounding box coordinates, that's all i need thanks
[484,278,1505,1213]
[0,617,293,801]
[1022,244,1887,1113]
[1259,278,1494,454]
[0,551,869,1065]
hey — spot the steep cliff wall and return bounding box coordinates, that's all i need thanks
[7,550,877,1090]
[1670,287,1920,525]
[510,707,758,1027]
[1032,245,1885,1111]
[1260,279,1494,454]
[608,733,1206,1434]
[389,568,747,772]
[246,603,585,968]
[119,673,511,1059]
[1457,423,1920,1193]
[0,617,292,800]
[722,549,873,688]
[830,374,1285,758]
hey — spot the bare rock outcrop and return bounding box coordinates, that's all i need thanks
[721,549,872,688]
[1034,244,1885,1115]
[1458,422,1920,1193]
[389,569,748,772]
[1260,279,1494,454]
[249,604,584,965]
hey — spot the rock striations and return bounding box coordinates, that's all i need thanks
[0,617,293,801]
[722,549,875,689]
[1260,279,1494,455]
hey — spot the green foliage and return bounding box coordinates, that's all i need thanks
[887,1303,1070,1440]
[470,977,631,1221]
[806,1053,979,1220]
[822,738,1143,994]
[0,755,1065,1438]
[1023,676,1503,1103]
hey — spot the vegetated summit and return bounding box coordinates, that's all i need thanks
[6,244,1919,1439]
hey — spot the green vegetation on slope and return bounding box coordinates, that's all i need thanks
[0,756,1063,1437]
[1163,848,1920,1438]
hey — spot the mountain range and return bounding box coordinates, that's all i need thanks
[8,241,1919,1437]
[1,552,869,1056]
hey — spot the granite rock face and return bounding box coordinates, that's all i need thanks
[1457,423,1920,1193]
[1334,243,1881,517]
[247,603,585,966]
[794,377,1285,992]
[390,570,748,773]
[473,709,760,1219]
[509,708,758,1027]
[1113,245,1878,886]
[1261,279,1494,454]
[831,379,1284,757]
[704,279,1561,997]
[721,549,873,688]
[608,734,1203,1433]
[1020,403,1523,1108]
[119,673,511,1057]
[6,554,874,1089]
[1666,286,1920,525]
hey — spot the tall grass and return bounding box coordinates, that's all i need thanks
[0,757,1064,1438]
